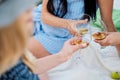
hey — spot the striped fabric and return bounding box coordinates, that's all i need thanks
[33,0,84,54]
[0,60,39,80]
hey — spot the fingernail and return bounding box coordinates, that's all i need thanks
[81,43,87,47]
[78,37,82,40]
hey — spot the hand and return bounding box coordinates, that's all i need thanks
[67,19,88,35]
[59,37,88,60]
[95,32,120,46]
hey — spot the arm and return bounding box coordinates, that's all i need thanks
[98,0,116,32]
[42,0,69,28]
[33,37,87,74]
[98,0,120,54]
[34,53,66,74]
[42,0,87,34]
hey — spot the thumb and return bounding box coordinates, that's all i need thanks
[79,43,88,48]
[76,19,88,24]
[72,43,87,51]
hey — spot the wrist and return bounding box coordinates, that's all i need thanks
[56,52,68,62]
[65,19,71,29]
[101,19,116,32]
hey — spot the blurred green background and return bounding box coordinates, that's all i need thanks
[94,9,120,32]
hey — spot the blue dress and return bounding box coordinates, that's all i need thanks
[34,0,84,54]
[0,60,39,80]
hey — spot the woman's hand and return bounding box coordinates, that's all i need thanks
[59,37,88,60]
[95,32,120,46]
[66,19,88,35]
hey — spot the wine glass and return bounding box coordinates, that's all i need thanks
[100,20,108,49]
[92,19,108,49]
[74,14,93,46]
[70,14,93,64]
[100,19,108,32]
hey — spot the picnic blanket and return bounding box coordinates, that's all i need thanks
[48,27,120,80]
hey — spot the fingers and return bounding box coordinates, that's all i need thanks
[79,43,88,48]
[76,19,88,24]
[68,37,82,44]
[94,32,112,46]
[102,32,109,36]
[68,37,88,48]
[68,19,88,35]
[94,40,104,46]
[94,39,110,46]
[70,37,87,47]
[67,24,76,35]
[75,33,82,37]
[72,43,88,51]
[69,29,76,35]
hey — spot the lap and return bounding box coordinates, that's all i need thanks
[27,37,50,58]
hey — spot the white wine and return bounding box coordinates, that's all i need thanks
[72,39,82,45]
[78,28,88,35]
[92,32,106,40]
[72,39,89,47]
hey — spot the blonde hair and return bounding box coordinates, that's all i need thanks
[0,21,35,75]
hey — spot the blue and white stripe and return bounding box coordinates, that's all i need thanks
[33,0,84,54]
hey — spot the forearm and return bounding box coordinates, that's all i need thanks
[98,0,116,32]
[34,52,67,74]
[103,20,116,32]
[42,0,69,28]
[98,0,120,55]
[42,12,69,28]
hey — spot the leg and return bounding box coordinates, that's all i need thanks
[27,37,51,58]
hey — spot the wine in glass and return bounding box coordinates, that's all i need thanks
[74,14,93,46]
[71,14,93,64]
[92,19,108,49]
